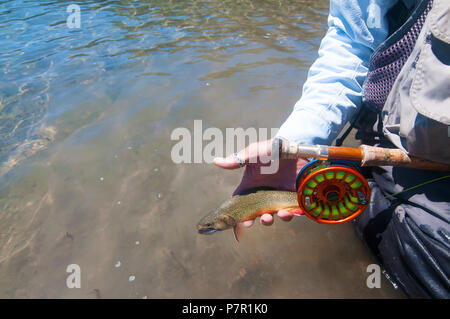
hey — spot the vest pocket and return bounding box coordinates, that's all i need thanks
[379,0,450,164]
[408,34,450,164]
[429,0,450,44]
[410,37,450,126]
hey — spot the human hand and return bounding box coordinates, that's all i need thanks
[213,139,308,228]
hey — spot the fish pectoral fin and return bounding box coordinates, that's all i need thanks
[233,223,244,243]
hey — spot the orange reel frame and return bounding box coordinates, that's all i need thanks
[296,160,371,224]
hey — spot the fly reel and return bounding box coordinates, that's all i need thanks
[295,160,370,224]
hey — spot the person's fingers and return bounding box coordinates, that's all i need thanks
[277,209,295,222]
[244,209,299,228]
[243,216,272,227]
[260,213,274,226]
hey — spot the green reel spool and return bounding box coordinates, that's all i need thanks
[296,160,371,224]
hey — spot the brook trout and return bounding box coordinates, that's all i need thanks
[197,190,303,242]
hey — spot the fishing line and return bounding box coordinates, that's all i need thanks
[369,175,450,204]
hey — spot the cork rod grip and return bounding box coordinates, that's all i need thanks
[360,145,450,171]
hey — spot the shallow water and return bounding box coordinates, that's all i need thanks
[0,0,404,298]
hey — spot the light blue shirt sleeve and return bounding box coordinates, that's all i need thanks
[276,0,397,145]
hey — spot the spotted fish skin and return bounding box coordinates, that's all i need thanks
[197,190,302,241]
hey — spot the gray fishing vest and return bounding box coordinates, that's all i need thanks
[362,0,450,164]
[354,0,450,298]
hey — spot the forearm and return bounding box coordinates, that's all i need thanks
[277,0,395,145]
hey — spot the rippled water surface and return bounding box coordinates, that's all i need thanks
[0,0,404,298]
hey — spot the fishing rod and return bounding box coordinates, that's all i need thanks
[272,138,450,171]
[271,138,450,224]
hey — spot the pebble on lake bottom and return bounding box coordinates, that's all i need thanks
[115,261,121,268]
[129,275,135,282]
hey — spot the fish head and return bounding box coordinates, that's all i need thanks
[197,209,236,235]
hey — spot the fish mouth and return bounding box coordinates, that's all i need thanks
[197,228,218,235]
